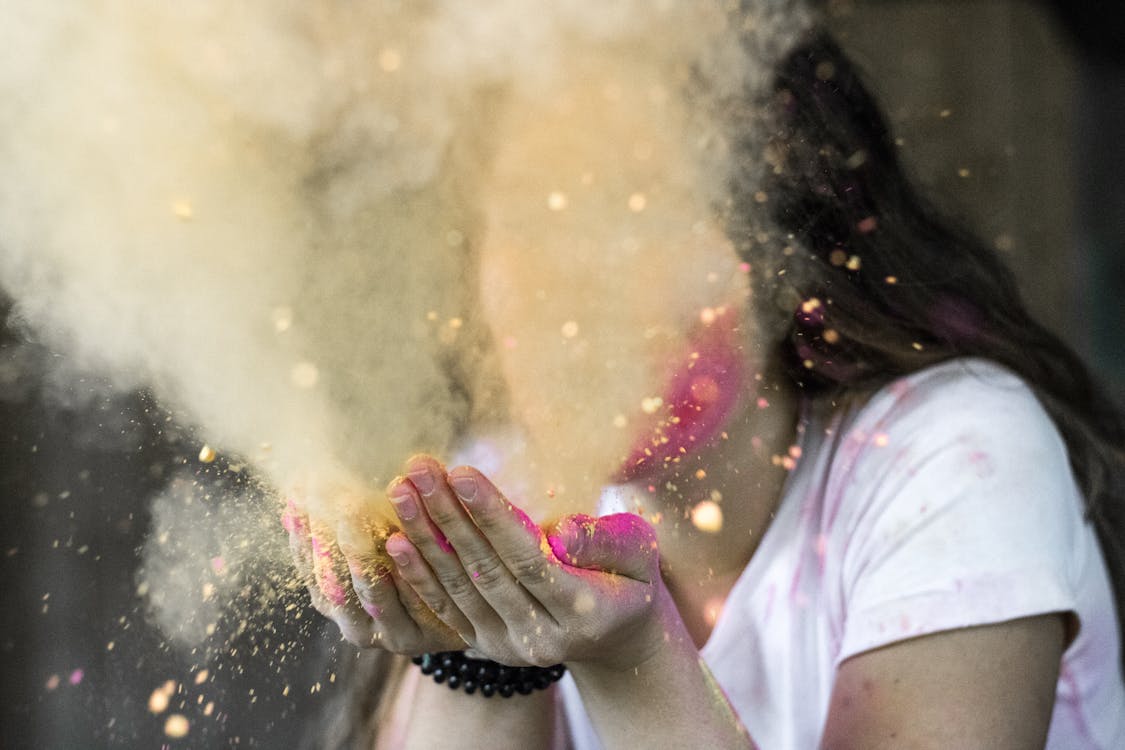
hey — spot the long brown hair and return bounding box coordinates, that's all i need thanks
[730,30,1125,666]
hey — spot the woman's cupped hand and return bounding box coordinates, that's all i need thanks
[284,456,674,672]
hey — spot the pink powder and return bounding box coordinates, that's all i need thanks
[317,568,347,606]
[434,529,455,555]
[614,313,745,483]
[547,534,569,562]
[281,501,308,537]
[311,536,347,605]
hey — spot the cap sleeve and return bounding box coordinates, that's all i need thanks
[832,360,1086,664]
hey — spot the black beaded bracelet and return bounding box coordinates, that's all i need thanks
[412,652,566,697]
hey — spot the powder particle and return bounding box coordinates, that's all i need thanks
[691,500,723,534]
[547,191,568,211]
[164,714,190,739]
[573,591,596,614]
[148,686,171,714]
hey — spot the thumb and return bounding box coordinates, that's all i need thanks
[548,513,659,582]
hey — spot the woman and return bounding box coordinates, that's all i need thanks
[289,30,1125,748]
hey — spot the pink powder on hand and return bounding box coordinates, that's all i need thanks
[311,536,348,606]
[281,500,308,537]
[547,534,569,562]
[434,528,455,554]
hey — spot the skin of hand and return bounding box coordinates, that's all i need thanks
[286,454,678,673]
[286,458,1067,750]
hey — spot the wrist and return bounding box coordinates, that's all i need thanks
[569,582,693,677]
[562,590,753,749]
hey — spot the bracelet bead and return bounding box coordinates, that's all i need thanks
[412,651,566,697]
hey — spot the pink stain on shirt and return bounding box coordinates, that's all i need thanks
[788,558,805,603]
[814,534,829,575]
[1059,663,1094,743]
[967,450,994,479]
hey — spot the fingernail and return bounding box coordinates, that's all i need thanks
[450,475,477,503]
[408,468,435,496]
[390,488,418,521]
[386,536,411,567]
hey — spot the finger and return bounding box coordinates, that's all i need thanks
[283,500,314,586]
[548,513,659,582]
[385,531,479,643]
[286,503,371,644]
[446,465,566,605]
[335,518,458,652]
[301,519,387,648]
[392,580,468,654]
[389,466,505,629]
[309,526,351,608]
[335,519,396,621]
[309,582,381,648]
[408,459,542,607]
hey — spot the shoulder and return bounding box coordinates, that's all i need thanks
[848,357,1059,449]
[824,357,1072,503]
[813,358,1088,660]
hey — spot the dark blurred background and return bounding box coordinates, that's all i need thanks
[2,1,1122,748]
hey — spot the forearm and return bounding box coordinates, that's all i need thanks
[567,594,756,750]
[379,665,562,750]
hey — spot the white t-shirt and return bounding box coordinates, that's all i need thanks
[559,358,1125,749]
